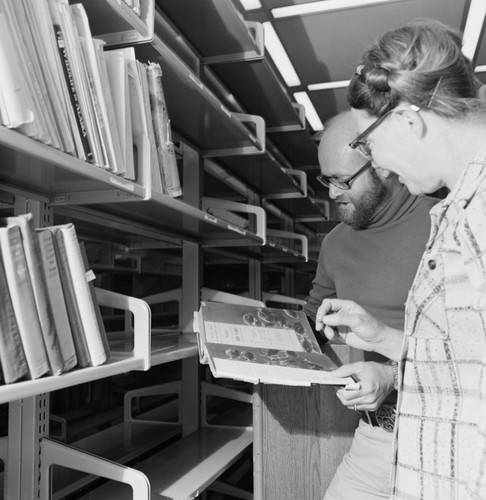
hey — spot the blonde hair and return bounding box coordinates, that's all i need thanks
[347,19,485,118]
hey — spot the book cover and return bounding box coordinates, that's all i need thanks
[0,225,50,379]
[146,62,182,198]
[138,61,162,192]
[78,241,110,361]
[22,0,77,155]
[0,3,34,129]
[92,38,125,175]
[47,226,91,368]
[194,302,353,386]
[71,3,121,173]
[52,224,108,367]
[104,49,134,179]
[0,253,28,383]
[48,0,91,161]
[6,214,64,375]
[37,228,78,372]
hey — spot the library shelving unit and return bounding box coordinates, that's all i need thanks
[0,0,333,498]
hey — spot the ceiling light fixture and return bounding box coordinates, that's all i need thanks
[238,0,262,10]
[462,0,486,62]
[308,80,350,91]
[293,92,324,131]
[263,22,301,87]
[272,0,404,18]
[475,65,486,73]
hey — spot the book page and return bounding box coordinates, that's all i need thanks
[204,321,303,351]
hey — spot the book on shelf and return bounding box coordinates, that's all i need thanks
[194,302,354,386]
[48,0,92,161]
[46,224,109,367]
[0,224,50,379]
[6,214,66,375]
[71,2,122,174]
[146,62,182,198]
[1,0,57,144]
[37,228,78,372]
[48,226,90,368]
[23,0,79,156]
[92,38,125,175]
[79,241,110,359]
[104,48,135,179]
[0,2,34,130]
[137,61,163,192]
[0,250,28,384]
[126,56,149,184]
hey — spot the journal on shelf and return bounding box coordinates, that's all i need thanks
[194,302,353,386]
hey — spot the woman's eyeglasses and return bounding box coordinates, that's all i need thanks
[348,104,420,160]
[316,160,372,190]
[348,110,393,160]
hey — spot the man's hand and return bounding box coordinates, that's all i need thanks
[333,361,395,411]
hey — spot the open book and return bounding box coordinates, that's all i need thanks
[194,302,354,387]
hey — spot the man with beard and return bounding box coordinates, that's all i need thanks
[304,111,437,499]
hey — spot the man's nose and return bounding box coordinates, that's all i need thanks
[328,184,343,199]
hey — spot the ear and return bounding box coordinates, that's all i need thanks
[395,104,425,138]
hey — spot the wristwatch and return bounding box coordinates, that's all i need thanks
[389,361,399,391]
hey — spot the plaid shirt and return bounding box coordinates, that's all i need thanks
[392,148,486,499]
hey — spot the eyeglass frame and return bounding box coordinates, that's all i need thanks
[316,160,372,190]
[348,109,394,160]
[348,104,421,160]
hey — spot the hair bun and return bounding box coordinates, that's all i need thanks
[366,66,390,92]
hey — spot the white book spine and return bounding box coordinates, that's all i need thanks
[59,225,106,366]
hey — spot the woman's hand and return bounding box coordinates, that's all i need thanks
[315,298,404,360]
[333,361,395,411]
[315,298,386,352]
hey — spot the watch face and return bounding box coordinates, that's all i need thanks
[376,404,396,432]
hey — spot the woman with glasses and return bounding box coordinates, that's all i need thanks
[316,19,486,500]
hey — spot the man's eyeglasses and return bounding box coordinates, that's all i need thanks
[316,160,372,190]
[348,110,393,160]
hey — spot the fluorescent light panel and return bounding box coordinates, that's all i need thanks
[272,0,404,18]
[308,80,350,91]
[293,91,324,131]
[475,65,486,73]
[263,22,301,87]
[238,0,262,10]
[462,0,486,61]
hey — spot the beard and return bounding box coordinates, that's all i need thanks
[335,170,387,229]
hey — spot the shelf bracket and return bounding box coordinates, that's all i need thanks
[202,196,266,244]
[96,288,151,370]
[39,438,151,500]
[264,169,307,199]
[203,113,266,157]
[266,229,309,262]
[202,21,265,64]
[266,103,306,133]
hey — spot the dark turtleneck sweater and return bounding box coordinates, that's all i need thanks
[304,185,438,361]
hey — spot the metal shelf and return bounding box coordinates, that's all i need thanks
[157,0,303,132]
[75,0,155,46]
[53,195,265,247]
[135,25,265,157]
[210,60,305,132]
[155,0,264,64]
[0,127,144,202]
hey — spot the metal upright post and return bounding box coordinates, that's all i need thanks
[6,198,53,499]
[180,142,203,436]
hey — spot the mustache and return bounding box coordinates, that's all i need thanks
[335,196,351,204]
